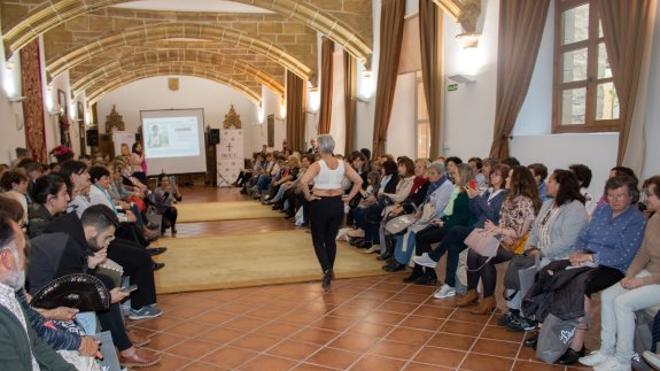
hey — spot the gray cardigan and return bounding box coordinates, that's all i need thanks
[525,199,589,261]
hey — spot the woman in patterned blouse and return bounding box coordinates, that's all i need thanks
[456,166,541,314]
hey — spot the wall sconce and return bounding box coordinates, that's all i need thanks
[456,32,481,49]
[277,101,287,119]
[5,61,14,70]
[357,67,375,101]
[307,87,320,113]
[256,104,265,124]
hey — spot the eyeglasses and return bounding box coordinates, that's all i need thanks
[606,193,628,201]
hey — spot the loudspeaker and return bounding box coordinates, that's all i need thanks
[208,129,220,145]
[86,129,99,147]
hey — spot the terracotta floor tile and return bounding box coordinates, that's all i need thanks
[136,316,183,332]
[259,321,303,337]
[373,282,408,292]
[400,315,446,331]
[306,347,361,369]
[512,361,565,371]
[404,362,455,370]
[328,333,380,353]
[413,346,466,368]
[201,346,258,368]
[180,361,225,370]
[165,305,209,319]
[347,322,394,337]
[167,339,222,359]
[471,338,520,358]
[293,363,337,371]
[369,339,422,360]
[143,332,188,352]
[239,354,297,371]
[392,292,430,304]
[267,339,321,360]
[195,326,246,344]
[358,290,397,301]
[426,333,476,351]
[223,316,265,331]
[480,325,525,342]
[312,315,356,332]
[230,333,282,352]
[413,305,456,318]
[219,302,259,315]
[291,328,340,345]
[193,310,235,325]
[386,327,434,345]
[364,310,406,325]
[439,321,484,337]
[139,353,191,371]
[378,301,421,314]
[459,353,514,371]
[517,344,538,361]
[167,321,214,337]
[450,310,492,324]
[350,354,406,371]
[329,304,371,318]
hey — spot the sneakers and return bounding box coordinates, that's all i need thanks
[433,284,456,299]
[643,351,660,370]
[412,253,438,269]
[497,312,516,327]
[579,350,612,367]
[505,316,536,332]
[128,305,163,320]
[593,358,631,371]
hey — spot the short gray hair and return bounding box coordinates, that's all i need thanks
[428,161,446,175]
[317,135,335,154]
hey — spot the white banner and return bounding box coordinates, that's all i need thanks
[217,129,244,187]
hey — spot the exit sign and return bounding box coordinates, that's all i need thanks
[448,83,458,92]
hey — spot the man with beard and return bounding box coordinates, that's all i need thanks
[0,213,77,370]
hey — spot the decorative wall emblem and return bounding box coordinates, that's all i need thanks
[223,105,242,129]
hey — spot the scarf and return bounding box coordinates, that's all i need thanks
[424,175,447,202]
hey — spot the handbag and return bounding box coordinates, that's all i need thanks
[416,202,436,225]
[385,213,418,234]
[464,228,500,258]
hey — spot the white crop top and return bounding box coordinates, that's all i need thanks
[313,159,345,190]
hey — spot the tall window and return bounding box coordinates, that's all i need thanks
[552,0,619,133]
[416,71,431,159]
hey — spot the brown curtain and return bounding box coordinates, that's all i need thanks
[371,0,406,157]
[344,52,358,155]
[286,71,307,152]
[488,0,550,160]
[598,0,655,165]
[20,39,47,163]
[419,0,444,159]
[318,37,335,135]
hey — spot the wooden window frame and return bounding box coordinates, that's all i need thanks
[552,0,620,134]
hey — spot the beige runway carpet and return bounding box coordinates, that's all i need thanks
[153,230,385,294]
[176,201,282,223]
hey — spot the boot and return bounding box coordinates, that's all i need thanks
[403,265,424,283]
[456,289,479,307]
[414,268,438,286]
[470,296,496,315]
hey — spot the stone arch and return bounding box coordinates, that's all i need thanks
[71,49,284,98]
[85,64,262,105]
[48,22,311,81]
[2,0,372,65]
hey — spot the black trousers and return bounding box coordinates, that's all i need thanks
[116,222,148,248]
[309,196,344,273]
[108,239,157,310]
[162,206,178,231]
[467,246,514,297]
[428,225,473,287]
[95,274,132,351]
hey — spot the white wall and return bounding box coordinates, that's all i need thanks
[0,44,25,164]
[96,76,259,158]
[386,72,416,156]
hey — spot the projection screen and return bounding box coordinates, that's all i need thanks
[140,108,207,175]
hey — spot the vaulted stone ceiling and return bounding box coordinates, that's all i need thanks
[1,0,373,103]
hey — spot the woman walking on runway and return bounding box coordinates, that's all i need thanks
[299,135,363,289]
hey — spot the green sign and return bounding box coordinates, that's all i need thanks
[448,83,458,92]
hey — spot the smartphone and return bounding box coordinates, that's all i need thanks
[120,284,138,293]
[467,179,478,190]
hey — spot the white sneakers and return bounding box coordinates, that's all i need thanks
[413,253,438,269]
[433,284,456,299]
[579,351,631,371]
[579,351,611,366]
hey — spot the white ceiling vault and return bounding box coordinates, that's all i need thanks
[112,0,273,13]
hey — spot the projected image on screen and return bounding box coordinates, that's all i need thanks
[143,117,200,158]
[140,109,207,175]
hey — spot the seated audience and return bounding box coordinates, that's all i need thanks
[413,163,510,298]
[457,166,540,314]
[153,174,182,235]
[569,163,597,216]
[445,156,462,182]
[0,169,30,227]
[468,157,487,192]
[554,175,646,365]
[528,163,550,201]
[0,212,77,370]
[28,174,70,238]
[579,176,660,371]
[500,169,589,332]
[406,163,475,285]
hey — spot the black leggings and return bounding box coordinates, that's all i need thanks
[309,196,343,273]
[467,246,514,297]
